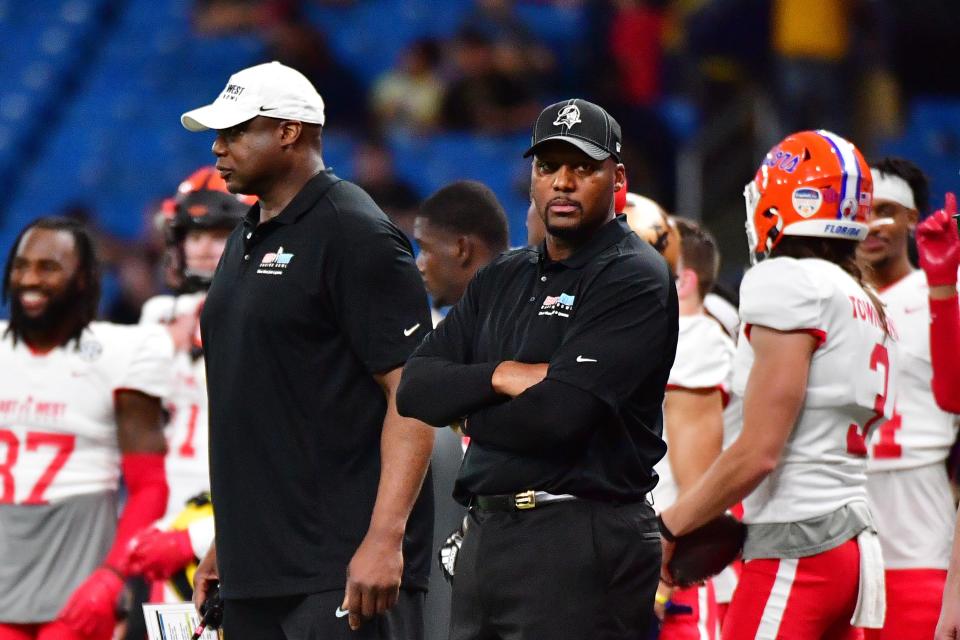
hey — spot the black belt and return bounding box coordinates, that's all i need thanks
[472,490,578,512]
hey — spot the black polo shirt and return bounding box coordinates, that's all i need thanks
[398,215,677,504]
[200,169,433,599]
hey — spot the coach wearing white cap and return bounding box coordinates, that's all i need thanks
[183,61,436,640]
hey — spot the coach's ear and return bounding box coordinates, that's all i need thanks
[278,120,303,148]
[676,267,699,302]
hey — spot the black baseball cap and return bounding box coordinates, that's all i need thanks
[523,99,622,162]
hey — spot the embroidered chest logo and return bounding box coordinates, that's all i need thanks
[539,293,575,318]
[257,246,295,275]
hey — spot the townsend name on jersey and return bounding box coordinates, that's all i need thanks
[850,295,899,340]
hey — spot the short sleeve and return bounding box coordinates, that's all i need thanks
[545,253,679,409]
[117,324,175,399]
[139,293,204,325]
[668,315,735,390]
[328,206,431,374]
[139,296,175,325]
[739,258,827,336]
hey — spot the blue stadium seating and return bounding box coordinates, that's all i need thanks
[878,97,960,215]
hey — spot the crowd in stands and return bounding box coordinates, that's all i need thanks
[15,0,959,323]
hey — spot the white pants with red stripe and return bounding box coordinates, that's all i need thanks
[721,539,863,640]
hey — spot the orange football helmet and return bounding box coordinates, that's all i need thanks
[162,167,257,292]
[744,130,872,264]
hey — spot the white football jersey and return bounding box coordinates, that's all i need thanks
[734,257,898,525]
[159,352,209,521]
[652,313,735,510]
[0,322,173,504]
[868,269,959,471]
[140,294,211,521]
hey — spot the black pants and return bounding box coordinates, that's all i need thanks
[450,499,661,640]
[222,588,425,640]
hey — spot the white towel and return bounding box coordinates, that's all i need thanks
[851,529,886,628]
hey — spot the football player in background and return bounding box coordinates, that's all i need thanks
[125,167,253,602]
[0,217,172,640]
[855,157,957,640]
[413,180,509,326]
[651,217,734,640]
[660,131,894,638]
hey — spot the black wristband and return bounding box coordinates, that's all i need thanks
[657,514,677,542]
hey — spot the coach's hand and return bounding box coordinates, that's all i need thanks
[193,542,219,613]
[342,530,403,631]
[58,567,123,639]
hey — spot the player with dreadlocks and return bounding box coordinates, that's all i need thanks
[0,216,173,640]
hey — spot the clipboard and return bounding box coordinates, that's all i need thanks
[142,602,219,640]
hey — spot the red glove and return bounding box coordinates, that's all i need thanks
[917,192,960,287]
[127,527,196,581]
[57,567,123,639]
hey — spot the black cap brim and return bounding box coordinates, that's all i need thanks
[523,135,615,162]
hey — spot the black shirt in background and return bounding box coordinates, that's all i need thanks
[398,215,678,505]
[201,169,434,599]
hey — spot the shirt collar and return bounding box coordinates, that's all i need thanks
[243,168,342,228]
[535,214,631,269]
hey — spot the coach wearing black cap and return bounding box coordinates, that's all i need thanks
[180,61,435,639]
[398,99,679,638]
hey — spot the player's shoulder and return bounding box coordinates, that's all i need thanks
[140,295,176,325]
[86,321,173,358]
[140,293,204,325]
[740,257,849,329]
[672,314,735,386]
[880,269,928,302]
[742,256,852,300]
[678,314,735,351]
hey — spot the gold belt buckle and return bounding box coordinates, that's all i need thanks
[514,490,536,510]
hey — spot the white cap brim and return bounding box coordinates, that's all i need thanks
[181,102,259,132]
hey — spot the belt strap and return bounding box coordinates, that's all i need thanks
[473,490,577,512]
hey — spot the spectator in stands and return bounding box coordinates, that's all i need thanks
[771,0,855,133]
[193,0,368,130]
[352,140,421,237]
[371,39,446,134]
[460,0,556,94]
[600,0,677,206]
[440,28,538,134]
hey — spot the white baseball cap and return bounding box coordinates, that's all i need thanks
[181,61,325,132]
